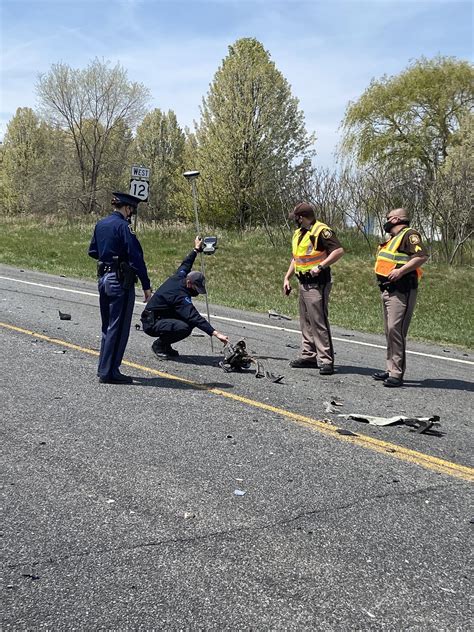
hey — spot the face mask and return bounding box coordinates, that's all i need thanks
[188,288,199,297]
[384,218,409,233]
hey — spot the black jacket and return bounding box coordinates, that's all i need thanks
[146,250,215,336]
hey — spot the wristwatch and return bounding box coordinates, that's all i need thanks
[317,264,326,271]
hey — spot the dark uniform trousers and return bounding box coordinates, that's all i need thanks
[142,313,193,345]
[298,282,334,365]
[98,272,136,379]
[382,287,417,379]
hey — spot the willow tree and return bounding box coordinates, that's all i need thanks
[341,56,474,181]
[37,59,149,213]
[195,38,315,228]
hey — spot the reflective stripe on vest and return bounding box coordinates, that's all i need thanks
[375,227,422,278]
[292,222,328,273]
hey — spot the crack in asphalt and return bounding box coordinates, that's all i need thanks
[6,481,455,572]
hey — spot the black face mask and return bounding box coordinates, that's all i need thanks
[383,218,409,234]
[188,288,199,297]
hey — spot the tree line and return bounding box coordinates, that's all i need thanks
[0,39,472,263]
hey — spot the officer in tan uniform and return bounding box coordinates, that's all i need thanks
[283,202,344,375]
[374,208,428,387]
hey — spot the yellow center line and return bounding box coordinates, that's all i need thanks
[1,321,473,483]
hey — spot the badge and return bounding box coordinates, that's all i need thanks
[322,229,332,239]
[409,233,420,244]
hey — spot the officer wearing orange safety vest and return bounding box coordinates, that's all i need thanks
[374,208,428,387]
[283,202,344,375]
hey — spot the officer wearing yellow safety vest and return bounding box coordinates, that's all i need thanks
[374,208,428,387]
[283,202,344,375]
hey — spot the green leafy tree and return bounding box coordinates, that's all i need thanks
[196,38,315,228]
[132,109,186,220]
[341,56,474,180]
[37,58,149,214]
[0,107,60,213]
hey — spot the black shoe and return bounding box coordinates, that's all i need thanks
[289,358,319,368]
[383,376,403,388]
[373,371,389,381]
[152,339,179,359]
[319,364,334,375]
[99,374,133,384]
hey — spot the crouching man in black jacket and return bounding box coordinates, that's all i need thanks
[141,237,229,358]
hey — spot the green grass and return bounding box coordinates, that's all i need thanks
[2,217,473,349]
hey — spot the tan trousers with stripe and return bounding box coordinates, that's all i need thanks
[298,283,334,365]
[382,288,417,378]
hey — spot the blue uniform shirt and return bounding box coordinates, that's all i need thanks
[88,211,151,291]
[146,250,215,336]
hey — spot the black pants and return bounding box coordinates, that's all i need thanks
[142,311,193,345]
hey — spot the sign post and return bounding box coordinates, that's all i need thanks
[129,165,150,230]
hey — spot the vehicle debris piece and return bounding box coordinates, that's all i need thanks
[268,310,292,321]
[338,414,440,434]
[58,310,71,320]
[220,340,284,382]
[135,323,141,330]
[324,400,344,413]
[336,429,358,437]
[234,489,246,496]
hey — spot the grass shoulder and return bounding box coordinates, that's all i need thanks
[1,217,472,349]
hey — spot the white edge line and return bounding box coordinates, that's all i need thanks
[1,275,473,366]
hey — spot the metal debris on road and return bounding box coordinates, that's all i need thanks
[58,310,71,320]
[234,489,247,496]
[339,414,441,434]
[336,429,358,437]
[134,323,141,330]
[184,512,196,520]
[268,310,292,320]
[323,400,344,413]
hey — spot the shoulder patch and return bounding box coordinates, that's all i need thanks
[322,229,332,239]
[409,233,420,244]
[184,296,192,304]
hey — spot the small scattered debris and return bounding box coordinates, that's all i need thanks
[134,323,141,330]
[58,310,71,321]
[336,429,358,437]
[184,512,196,520]
[226,434,233,439]
[234,489,246,497]
[22,574,40,581]
[285,343,299,349]
[39,441,46,445]
[106,499,115,504]
[323,400,344,413]
[60,274,66,278]
[53,350,67,354]
[268,310,292,321]
[235,478,243,482]
[53,396,63,400]
[340,333,354,337]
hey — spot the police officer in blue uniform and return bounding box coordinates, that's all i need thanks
[140,237,228,358]
[89,192,152,383]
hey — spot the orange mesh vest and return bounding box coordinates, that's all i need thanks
[375,227,422,279]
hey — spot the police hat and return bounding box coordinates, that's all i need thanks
[290,202,316,220]
[186,271,207,294]
[112,191,141,208]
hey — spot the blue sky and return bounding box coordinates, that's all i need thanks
[1,0,472,167]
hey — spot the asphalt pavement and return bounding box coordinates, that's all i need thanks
[1,264,473,630]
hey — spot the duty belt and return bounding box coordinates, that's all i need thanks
[97,261,119,276]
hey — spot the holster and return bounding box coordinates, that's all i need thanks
[297,270,330,286]
[140,309,157,335]
[115,258,137,289]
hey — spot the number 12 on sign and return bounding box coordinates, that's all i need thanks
[129,179,149,202]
